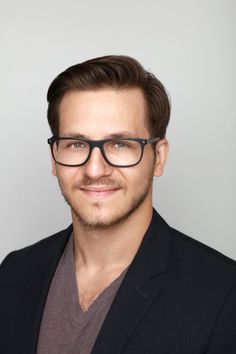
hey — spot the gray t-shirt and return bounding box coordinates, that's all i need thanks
[37,235,128,354]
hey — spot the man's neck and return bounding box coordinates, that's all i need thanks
[72,204,153,273]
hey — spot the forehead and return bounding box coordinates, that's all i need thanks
[58,88,149,138]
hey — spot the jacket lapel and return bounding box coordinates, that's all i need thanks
[14,225,72,354]
[91,209,171,354]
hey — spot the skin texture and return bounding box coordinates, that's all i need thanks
[51,88,169,310]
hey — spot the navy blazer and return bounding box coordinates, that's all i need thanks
[1,209,236,354]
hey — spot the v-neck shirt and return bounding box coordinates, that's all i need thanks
[37,234,128,354]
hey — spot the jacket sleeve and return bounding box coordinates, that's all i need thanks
[206,283,236,354]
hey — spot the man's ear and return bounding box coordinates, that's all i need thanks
[153,138,169,177]
[50,152,57,177]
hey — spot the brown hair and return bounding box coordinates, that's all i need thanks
[47,55,171,138]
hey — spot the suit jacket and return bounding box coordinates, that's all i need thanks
[1,209,236,354]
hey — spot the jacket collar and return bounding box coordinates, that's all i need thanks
[130,208,171,277]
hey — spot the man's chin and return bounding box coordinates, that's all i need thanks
[71,204,134,230]
[75,214,124,230]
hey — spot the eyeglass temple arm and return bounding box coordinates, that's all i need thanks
[146,137,161,144]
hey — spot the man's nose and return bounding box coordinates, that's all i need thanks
[83,147,113,179]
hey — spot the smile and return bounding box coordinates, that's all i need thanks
[79,187,121,198]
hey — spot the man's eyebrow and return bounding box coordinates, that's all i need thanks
[60,132,138,139]
[61,133,90,139]
[106,132,137,139]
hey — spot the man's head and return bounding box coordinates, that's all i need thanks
[47,55,170,139]
[47,56,170,230]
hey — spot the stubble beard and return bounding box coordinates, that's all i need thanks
[57,166,155,231]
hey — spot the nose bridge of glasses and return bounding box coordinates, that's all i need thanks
[89,139,104,150]
[88,140,107,163]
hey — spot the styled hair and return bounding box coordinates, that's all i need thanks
[47,55,171,138]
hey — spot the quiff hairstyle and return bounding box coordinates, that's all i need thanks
[47,55,171,138]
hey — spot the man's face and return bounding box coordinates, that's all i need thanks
[52,88,166,229]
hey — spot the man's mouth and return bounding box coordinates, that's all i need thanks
[79,186,121,198]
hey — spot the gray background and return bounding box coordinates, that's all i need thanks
[1,0,235,262]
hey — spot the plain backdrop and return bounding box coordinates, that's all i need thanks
[0,0,235,262]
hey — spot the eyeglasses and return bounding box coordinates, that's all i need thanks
[48,136,161,168]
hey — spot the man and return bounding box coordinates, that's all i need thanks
[0,55,236,354]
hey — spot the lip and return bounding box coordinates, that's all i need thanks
[80,187,120,198]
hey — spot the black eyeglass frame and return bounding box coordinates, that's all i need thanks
[47,136,161,168]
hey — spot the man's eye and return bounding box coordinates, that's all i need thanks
[66,142,85,149]
[74,142,85,148]
[112,142,129,149]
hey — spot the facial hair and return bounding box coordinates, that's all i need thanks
[57,165,155,231]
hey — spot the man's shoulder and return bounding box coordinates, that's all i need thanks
[0,224,72,273]
[168,225,236,281]
[151,210,236,276]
